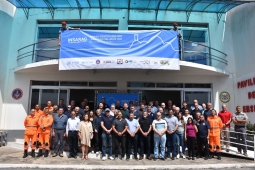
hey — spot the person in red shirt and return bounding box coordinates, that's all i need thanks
[218,104,232,152]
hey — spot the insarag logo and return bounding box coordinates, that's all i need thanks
[68,37,87,43]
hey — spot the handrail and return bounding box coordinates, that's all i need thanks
[16,38,228,68]
[183,39,227,57]
[18,38,58,52]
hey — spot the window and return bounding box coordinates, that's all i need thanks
[156,83,183,88]
[32,81,59,86]
[89,82,117,87]
[185,84,211,88]
[127,82,155,87]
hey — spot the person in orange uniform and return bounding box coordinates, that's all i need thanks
[44,100,54,112]
[35,104,43,117]
[35,104,44,149]
[23,109,39,158]
[37,108,53,157]
[207,109,223,160]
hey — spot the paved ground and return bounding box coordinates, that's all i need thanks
[0,146,254,169]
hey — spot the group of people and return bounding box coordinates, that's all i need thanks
[23,98,249,161]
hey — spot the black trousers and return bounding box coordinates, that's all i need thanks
[54,129,65,154]
[127,134,138,158]
[115,135,126,158]
[140,134,151,157]
[198,137,209,157]
[68,131,78,157]
[187,137,196,157]
[94,129,102,152]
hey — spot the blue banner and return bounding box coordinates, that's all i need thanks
[60,30,179,70]
[97,93,139,107]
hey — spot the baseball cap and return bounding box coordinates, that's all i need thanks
[62,21,66,25]
[173,23,178,26]
[105,108,110,112]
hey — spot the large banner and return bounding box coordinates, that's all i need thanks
[97,93,139,107]
[59,30,180,70]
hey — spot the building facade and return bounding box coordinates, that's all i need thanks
[0,0,255,141]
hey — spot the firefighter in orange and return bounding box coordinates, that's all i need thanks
[207,109,223,160]
[44,100,53,112]
[35,104,43,117]
[23,109,39,158]
[35,104,44,149]
[37,108,53,157]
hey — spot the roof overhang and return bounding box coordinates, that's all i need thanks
[6,0,255,22]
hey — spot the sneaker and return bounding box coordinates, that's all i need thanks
[243,152,248,157]
[176,154,180,159]
[126,158,130,161]
[153,158,157,161]
[108,156,114,160]
[160,157,165,161]
[102,156,106,161]
[226,149,229,152]
[120,157,124,160]
[236,151,241,154]
[182,155,186,159]
[91,150,94,154]
[114,157,119,160]
[171,157,175,160]
[204,156,208,160]
[96,152,99,155]
[59,153,63,157]
[139,156,143,160]
[52,153,57,157]
[192,157,195,160]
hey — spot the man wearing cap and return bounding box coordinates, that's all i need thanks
[101,108,115,160]
[58,21,80,46]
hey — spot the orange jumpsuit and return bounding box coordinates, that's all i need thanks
[35,109,43,118]
[35,109,44,141]
[44,106,53,112]
[24,115,39,150]
[207,116,223,152]
[38,114,53,150]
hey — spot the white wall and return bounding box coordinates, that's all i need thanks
[226,3,255,123]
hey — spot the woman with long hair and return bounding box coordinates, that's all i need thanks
[78,114,93,160]
[185,117,198,160]
[176,112,186,159]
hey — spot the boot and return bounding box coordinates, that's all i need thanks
[217,152,221,160]
[37,149,43,157]
[22,150,28,158]
[44,150,49,157]
[31,150,35,158]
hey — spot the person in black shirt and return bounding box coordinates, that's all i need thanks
[101,97,109,109]
[115,100,124,110]
[197,115,210,160]
[100,109,115,160]
[139,111,152,160]
[112,111,128,160]
[191,103,201,119]
[181,101,188,115]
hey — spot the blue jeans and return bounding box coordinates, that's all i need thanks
[166,132,177,157]
[102,132,112,157]
[176,133,185,155]
[154,135,166,159]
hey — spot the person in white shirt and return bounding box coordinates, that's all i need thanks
[183,109,193,124]
[152,112,167,161]
[66,110,80,159]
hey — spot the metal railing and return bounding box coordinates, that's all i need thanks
[221,128,255,160]
[17,38,228,69]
